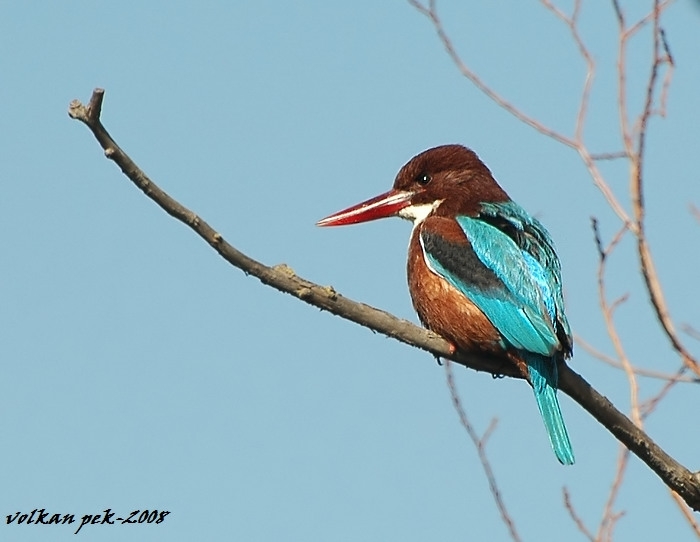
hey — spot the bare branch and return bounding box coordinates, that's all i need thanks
[540,0,595,142]
[627,1,699,377]
[69,88,700,512]
[68,91,509,378]
[409,0,576,148]
[559,361,700,512]
[409,0,635,234]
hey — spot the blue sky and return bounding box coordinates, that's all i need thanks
[2,2,699,541]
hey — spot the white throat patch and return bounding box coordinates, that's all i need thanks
[397,200,444,225]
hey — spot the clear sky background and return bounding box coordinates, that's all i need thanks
[2,2,699,541]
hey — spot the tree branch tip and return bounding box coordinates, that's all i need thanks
[88,87,105,106]
[68,88,105,125]
[659,27,674,65]
[67,99,83,120]
[480,417,499,446]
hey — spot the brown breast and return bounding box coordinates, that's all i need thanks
[406,220,503,356]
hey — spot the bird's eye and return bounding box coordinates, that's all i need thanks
[416,173,431,186]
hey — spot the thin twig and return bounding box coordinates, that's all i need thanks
[689,205,700,224]
[656,28,674,117]
[628,0,699,377]
[444,360,521,542]
[670,491,700,538]
[540,0,595,143]
[683,324,700,342]
[591,213,642,535]
[563,487,595,542]
[639,367,686,419]
[575,336,698,383]
[597,447,630,542]
[590,151,628,161]
[611,0,623,27]
[590,219,637,429]
[408,0,576,148]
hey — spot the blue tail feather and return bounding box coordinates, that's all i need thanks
[524,353,575,465]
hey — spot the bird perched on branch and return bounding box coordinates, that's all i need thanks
[317,144,574,464]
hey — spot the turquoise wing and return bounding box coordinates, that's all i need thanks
[419,215,560,356]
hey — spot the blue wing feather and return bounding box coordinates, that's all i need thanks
[419,205,574,464]
[421,216,559,356]
[479,201,572,345]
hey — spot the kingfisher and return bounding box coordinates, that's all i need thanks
[317,144,574,464]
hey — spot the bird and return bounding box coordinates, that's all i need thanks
[317,144,575,465]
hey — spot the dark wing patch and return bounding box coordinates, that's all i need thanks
[420,229,502,293]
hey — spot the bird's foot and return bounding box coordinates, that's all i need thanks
[433,342,458,366]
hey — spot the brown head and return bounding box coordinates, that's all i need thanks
[317,145,510,227]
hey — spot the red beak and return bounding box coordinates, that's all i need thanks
[316,189,413,227]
